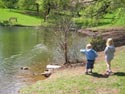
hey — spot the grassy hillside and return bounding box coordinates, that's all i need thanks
[1,8,125,28]
[20,46,125,94]
[74,10,125,29]
[0,8,42,26]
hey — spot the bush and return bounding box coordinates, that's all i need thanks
[88,35,105,51]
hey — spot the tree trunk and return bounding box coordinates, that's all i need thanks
[64,30,68,64]
[36,3,39,15]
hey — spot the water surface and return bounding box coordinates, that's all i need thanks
[0,26,87,94]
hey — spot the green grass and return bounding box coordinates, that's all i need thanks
[0,8,42,26]
[74,11,125,29]
[20,46,125,94]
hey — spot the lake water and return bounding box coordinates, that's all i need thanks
[0,26,87,94]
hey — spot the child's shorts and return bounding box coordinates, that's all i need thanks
[86,60,95,69]
[105,56,113,63]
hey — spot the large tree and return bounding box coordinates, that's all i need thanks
[18,0,34,9]
[0,0,5,8]
[2,0,18,8]
[39,0,71,21]
[73,0,125,27]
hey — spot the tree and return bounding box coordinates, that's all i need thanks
[2,0,18,8]
[18,0,39,11]
[82,0,125,26]
[39,0,80,64]
[0,0,5,8]
[39,0,71,22]
[53,16,77,65]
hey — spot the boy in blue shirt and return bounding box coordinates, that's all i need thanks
[80,43,98,74]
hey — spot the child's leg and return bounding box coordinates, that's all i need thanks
[85,61,89,74]
[85,68,88,74]
[89,69,92,73]
[89,60,94,73]
[106,61,111,72]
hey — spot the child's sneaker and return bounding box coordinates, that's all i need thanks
[109,70,112,73]
[106,71,110,75]
[106,70,112,73]
[89,70,93,74]
[85,72,88,75]
[109,71,114,75]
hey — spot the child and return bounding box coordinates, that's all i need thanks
[104,38,115,74]
[80,43,98,74]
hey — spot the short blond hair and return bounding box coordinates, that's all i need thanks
[106,38,114,46]
[86,43,92,49]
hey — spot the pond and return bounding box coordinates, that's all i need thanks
[0,26,87,94]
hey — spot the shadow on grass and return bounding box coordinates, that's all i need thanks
[89,72,109,78]
[90,72,125,78]
[114,72,125,76]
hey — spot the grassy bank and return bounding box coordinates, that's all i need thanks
[0,8,42,26]
[1,8,125,28]
[20,46,125,94]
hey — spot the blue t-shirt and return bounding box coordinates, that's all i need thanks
[80,49,98,60]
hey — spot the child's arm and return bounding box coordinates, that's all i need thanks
[93,50,98,58]
[104,46,109,54]
[95,51,98,58]
[113,46,115,53]
[80,49,86,54]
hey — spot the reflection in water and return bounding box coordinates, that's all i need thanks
[0,26,87,94]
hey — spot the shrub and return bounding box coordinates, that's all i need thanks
[88,35,105,51]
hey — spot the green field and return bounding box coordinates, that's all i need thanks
[0,8,42,26]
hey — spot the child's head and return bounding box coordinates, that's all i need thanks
[106,38,114,46]
[86,43,92,49]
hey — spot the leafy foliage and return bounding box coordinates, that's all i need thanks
[0,0,5,8]
[88,35,105,51]
[2,0,18,8]
[17,0,37,10]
